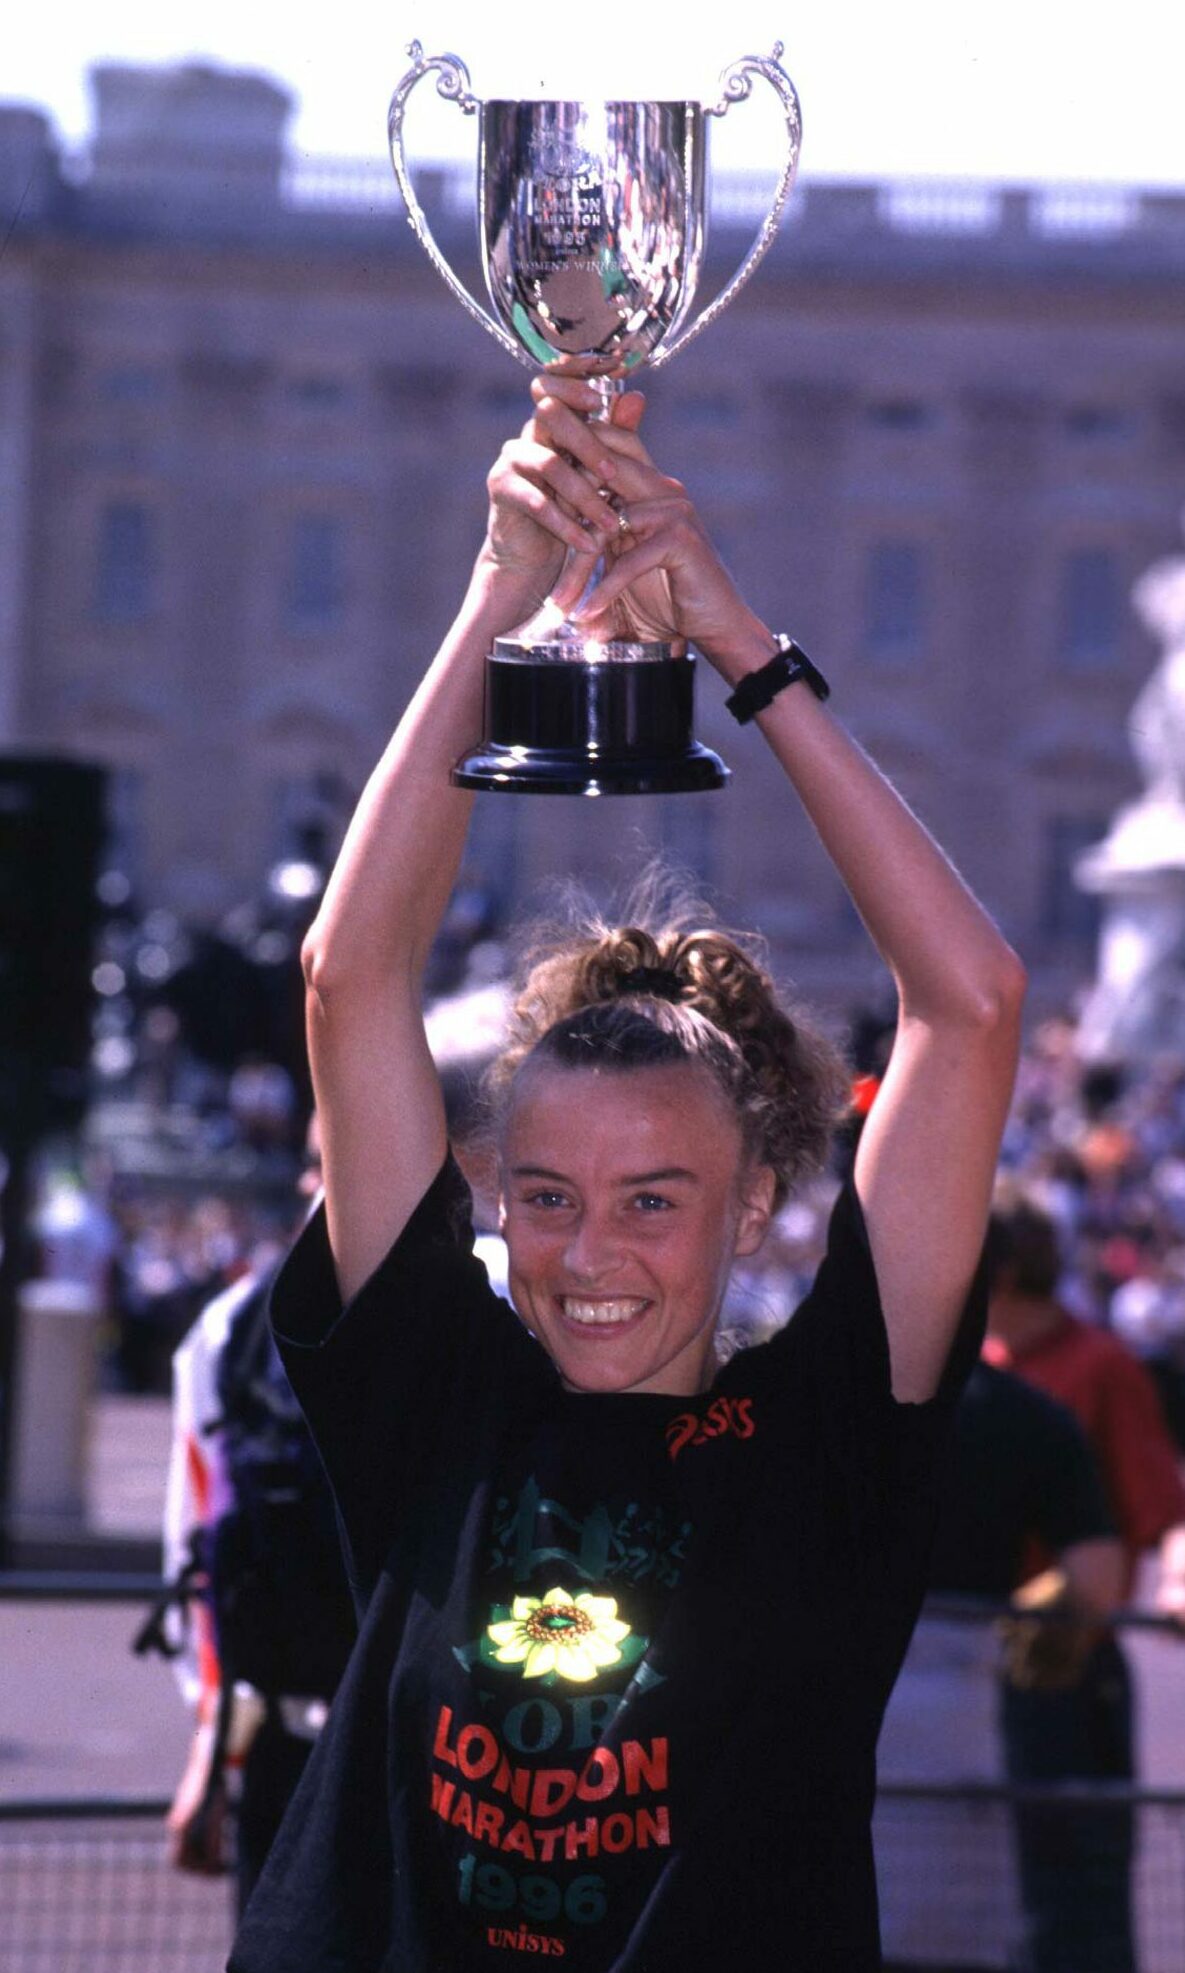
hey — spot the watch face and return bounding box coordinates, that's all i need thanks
[778,639,829,701]
[799,653,831,701]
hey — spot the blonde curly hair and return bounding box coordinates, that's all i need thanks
[483,877,850,1209]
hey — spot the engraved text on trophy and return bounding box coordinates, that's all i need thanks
[527,136,602,275]
[482,104,700,366]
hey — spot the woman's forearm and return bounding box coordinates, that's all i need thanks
[304,385,619,995]
[707,618,1024,1025]
[303,564,512,993]
[551,380,1023,1029]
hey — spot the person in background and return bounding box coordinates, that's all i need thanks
[986,1185,1185,1616]
[985,1184,1185,1972]
[1109,1245,1185,1454]
[882,1359,1124,1973]
[163,1262,278,1894]
[930,1360,1123,1625]
[32,1154,118,1309]
[162,1123,354,1912]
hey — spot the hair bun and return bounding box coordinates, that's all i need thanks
[616,965,684,1002]
[485,873,852,1209]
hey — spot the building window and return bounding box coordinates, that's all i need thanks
[866,399,931,432]
[289,375,348,409]
[864,541,924,661]
[1063,404,1132,442]
[1059,548,1122,668]
[269,772,342,874]
[380,366,456,418]
[1159,396,1185,460]
[102,767,143,895]
[469,795,522,913]
[682,393,739,429]
[479,381,531,420]
[93,501,155,622]
[100,366,162,405]
[1041,816,1105,943]
[657,795,715,889]
[287,514,345,631]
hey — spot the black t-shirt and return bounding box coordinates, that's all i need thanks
[228,1156,985,1973]
[928,1361,1113,1601]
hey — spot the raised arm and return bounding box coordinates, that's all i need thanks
[304,384,626,1299]
[532,372,1025,1400]
[732,656,1025,1402]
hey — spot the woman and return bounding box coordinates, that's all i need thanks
[228,369,1025,1971]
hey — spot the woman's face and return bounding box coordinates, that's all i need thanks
[500,1059,774,1397]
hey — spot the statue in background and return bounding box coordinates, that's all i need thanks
[1077,513,1185,1058]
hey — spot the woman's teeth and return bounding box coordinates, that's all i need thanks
[561,1297,647,1326]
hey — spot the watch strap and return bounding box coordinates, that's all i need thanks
[724,637,831,725]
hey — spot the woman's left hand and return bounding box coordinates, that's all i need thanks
[528,372,772,671]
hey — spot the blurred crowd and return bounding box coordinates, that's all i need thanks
[999,1015,1185,1445]
[21,999,1185,1434]
[729,1009,1185,1447]
[30,1044,306,1394]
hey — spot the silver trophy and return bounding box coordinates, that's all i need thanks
[389,43,802,794]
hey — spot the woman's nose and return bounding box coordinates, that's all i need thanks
[563,1212,622,1280]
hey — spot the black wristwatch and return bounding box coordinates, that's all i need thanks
[724,636,831,725]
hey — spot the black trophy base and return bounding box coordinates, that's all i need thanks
[451,645,729,796]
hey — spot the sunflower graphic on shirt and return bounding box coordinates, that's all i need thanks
[485,1586,640,1683]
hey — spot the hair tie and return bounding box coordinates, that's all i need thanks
[616,965,684,1002]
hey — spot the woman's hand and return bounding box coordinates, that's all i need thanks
[473,365,627,627]
[526,371,772,669]
[165,1725,228,1875]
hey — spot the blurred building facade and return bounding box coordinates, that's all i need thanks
[2,62,1185,1011]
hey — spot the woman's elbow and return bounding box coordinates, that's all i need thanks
[301,916,422,1009]
[301,918,366,1007]
[978,944,1028,1034]
[301,920,334,1000]
[938,942,1028,1038]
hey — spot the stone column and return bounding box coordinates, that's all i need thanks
[1076,524,1185,1057]
[0,107,58,744]
[12,1281,100,1534]
[954,385,1047,916]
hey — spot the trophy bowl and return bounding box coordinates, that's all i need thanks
[480,99,705,372]
[389,46,803,795]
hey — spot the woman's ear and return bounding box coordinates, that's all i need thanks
[735,1164,776,1258]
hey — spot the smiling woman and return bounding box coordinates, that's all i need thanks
[228,364,1024,1973]
[486,905,848,1396]
[503,1058,764,1397]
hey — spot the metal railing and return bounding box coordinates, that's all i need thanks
[876,1783,1185,1973]
[4,1579,1185,1971]
[0,1800,234,1973]
[5,1784,1185,1973]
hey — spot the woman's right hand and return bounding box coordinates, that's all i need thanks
[517,370,773,669]
[475,365,629,624]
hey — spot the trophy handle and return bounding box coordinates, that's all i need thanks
[387,42,530,369]
[651,44,803,372]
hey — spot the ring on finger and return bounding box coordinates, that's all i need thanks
[616,506,631,537]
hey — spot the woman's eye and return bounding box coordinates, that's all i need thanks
[526,1190,569,1210]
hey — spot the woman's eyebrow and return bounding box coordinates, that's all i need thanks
[619,1167,700,1187]
[509,1164,700,1186]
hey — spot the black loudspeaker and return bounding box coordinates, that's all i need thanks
[0,756,107,1137]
